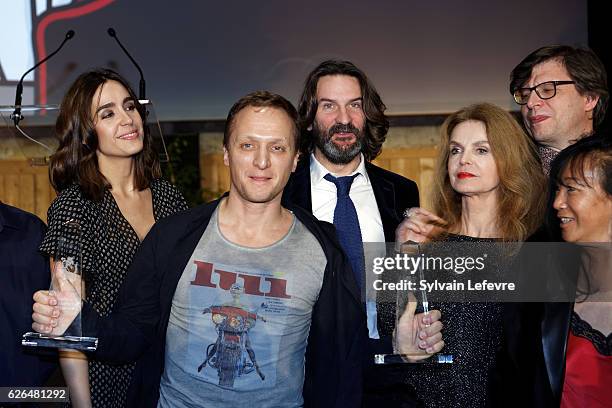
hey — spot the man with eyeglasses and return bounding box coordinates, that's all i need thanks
[509,45,609,174]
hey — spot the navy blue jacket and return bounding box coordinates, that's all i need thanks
[0,202,56,386]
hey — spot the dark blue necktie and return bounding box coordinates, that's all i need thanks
[324,173,364,293]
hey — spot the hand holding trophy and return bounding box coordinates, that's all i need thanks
[37,254,82,337]
[375,242,453,365]
[394,292,444,361]
[24,220,97,350]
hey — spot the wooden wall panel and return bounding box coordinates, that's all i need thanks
[0,160,54,222]
[373,146,439,209]
[4,175,20,207]
[35,172,52,218]
[200,154,229,200]
[19,175,35,214]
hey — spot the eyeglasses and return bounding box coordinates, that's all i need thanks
[512,80,576,105]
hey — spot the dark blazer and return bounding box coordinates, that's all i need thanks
[495,236,578,407]
[282,155,421,406]
[541,302,572,403]
[83,198,367,408]
[496,302,572,408]
[0,203,56,387]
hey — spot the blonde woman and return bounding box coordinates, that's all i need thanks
[397,103,546,407]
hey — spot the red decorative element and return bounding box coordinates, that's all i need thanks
[215,269,239,291]
[264,277,292,299]
[561,331,612,408]
[190,260,292,299]
[191,260,216,288]
[35,0,116,104]
[240,273,266,296]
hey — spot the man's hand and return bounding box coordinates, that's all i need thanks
[32,262,81,336]
[396,207,448,245]
[394,293,444,362]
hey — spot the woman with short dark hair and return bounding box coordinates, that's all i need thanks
[543,135,610,407]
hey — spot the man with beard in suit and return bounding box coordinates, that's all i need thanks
[283,60,435,407]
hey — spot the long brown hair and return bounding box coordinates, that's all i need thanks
[298,60,388,161]
[50,69,161,201]
[431,103,546,241]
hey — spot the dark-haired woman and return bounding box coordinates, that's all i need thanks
[552,135,611,407]
[502,135,611,407]
[40,69,188,407]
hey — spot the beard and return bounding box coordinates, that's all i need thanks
[312,121,364,164]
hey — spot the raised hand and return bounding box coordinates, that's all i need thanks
[396,207,448,245]
[394,292,444,362]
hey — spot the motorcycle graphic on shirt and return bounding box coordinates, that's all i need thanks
[197,283,267,387]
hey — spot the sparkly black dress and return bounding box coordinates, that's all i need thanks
[405,234,506,408]
[40,179,188,408]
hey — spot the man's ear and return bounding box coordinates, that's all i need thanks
[291,152,300,172]
[585,93,599,114]
[223,145,229,167]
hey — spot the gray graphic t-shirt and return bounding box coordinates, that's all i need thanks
[158,208,326,408]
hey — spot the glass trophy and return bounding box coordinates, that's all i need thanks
[374,242,453,365]
[23,220,98,351]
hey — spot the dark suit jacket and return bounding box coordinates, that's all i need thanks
[282,156,421,407]
[0,203,56,387]
[494,235,578,407]
[84,199,367,407]
[496,302,572,408]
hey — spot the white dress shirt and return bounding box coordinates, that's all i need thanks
[310,153,384,338]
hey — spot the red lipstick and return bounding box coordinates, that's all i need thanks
[457,172,476,179]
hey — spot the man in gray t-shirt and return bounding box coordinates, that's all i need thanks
[159,208,326,407]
